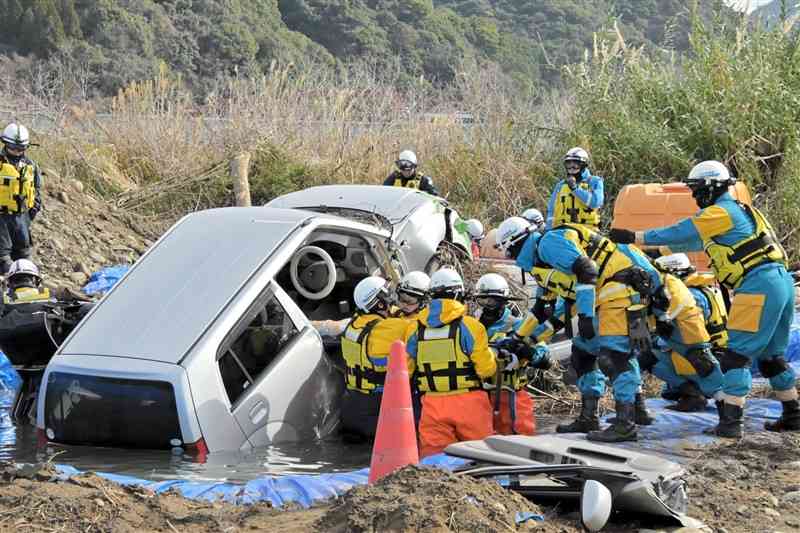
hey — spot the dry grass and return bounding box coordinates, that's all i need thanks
[11,58,565,226]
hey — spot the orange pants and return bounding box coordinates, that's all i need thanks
[490,389,536,435]
[419,389,494,458]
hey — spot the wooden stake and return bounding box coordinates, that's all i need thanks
[231,152,252,207]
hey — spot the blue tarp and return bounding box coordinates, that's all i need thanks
[54,454,468,508]
[81,265,130,295]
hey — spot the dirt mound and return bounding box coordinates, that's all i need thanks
[0,462,323,533]
[316,465,544,533]
[687,432,800,532]
[30,170,164,291]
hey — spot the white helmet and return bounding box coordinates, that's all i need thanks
[7,259,41,282]
[465,219,484,241]
[685,160,732,187]
[429,268,464,299]
[398,271,430,297]
[654,253,694,276]
[496,216,531,254]
[353,276,391,313]
[563,147,589,166]
[475,273,510,299]
[521,208,545,230]
[1,123,29,149]
[397,150,418,168]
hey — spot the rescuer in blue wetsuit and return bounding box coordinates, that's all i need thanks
[610,160,799,437]
[495,216,659,442]
[545,147,604,230]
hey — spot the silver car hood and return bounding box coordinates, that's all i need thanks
[58,207,313,364]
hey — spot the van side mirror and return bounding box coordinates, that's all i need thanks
[581,479,612,531]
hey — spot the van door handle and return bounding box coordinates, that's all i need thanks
[249,401,267,425]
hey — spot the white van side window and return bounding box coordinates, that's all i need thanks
[218,287,299,405]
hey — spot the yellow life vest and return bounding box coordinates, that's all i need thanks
[684,273,728,348]
[0,160,36,214]
[704,203,787,290]
[3,286,50,304]
[551,181,600,228]
[341,318,385,393]
[391,175,421,189]
[415,320,480,393]
[533,224,636,304]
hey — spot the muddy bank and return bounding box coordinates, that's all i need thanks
[0,433,798,532]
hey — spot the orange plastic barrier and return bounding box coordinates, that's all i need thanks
[368,341,419,483]
[612,182,752,271]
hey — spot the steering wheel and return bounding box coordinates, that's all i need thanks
[289,245,338,300]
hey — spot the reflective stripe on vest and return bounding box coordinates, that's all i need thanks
[552,181,599,228]
[3,286,50,304]
[415,321,480,393]
[704,202,787,290]
[341,318,385,392]
[0,161,35,214]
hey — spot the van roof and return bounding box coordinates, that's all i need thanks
[59,207,313,363]
[265,184,436,225]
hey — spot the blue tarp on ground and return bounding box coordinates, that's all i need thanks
[54,455,468,508]
[81,265,130,295]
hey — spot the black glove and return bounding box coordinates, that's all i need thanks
[577,314,596,340]
[496,334,525,354]
[655,318,674,338]
[644,248,662,260]
[566,176,577,190]
[531,298,551,323]
[28,208,38,221]
[608,228,636,244]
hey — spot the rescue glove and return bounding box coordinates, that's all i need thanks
[496,333,526,354]
[609,228,636,244]
[530,343,552,370]
[28,208,38,221]
[655,318,674,338]
[577,314,596,340]
[531,298,552,322]
[566,176,577,190]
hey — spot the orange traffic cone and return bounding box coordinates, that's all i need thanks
[368,340,419,483]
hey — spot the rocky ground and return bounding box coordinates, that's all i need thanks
[29,170,164,292]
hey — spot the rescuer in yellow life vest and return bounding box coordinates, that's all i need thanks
[610,160,798,437]
[2,259,51,306]
[545,147,604,230]
[404,267,497,457]
[474,273,551,436]
[382,150,440,196]
[339,276,411,442]
[0,123,42,275]
[635,253,725,413]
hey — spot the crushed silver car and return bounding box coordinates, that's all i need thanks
[36,186,474,454]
